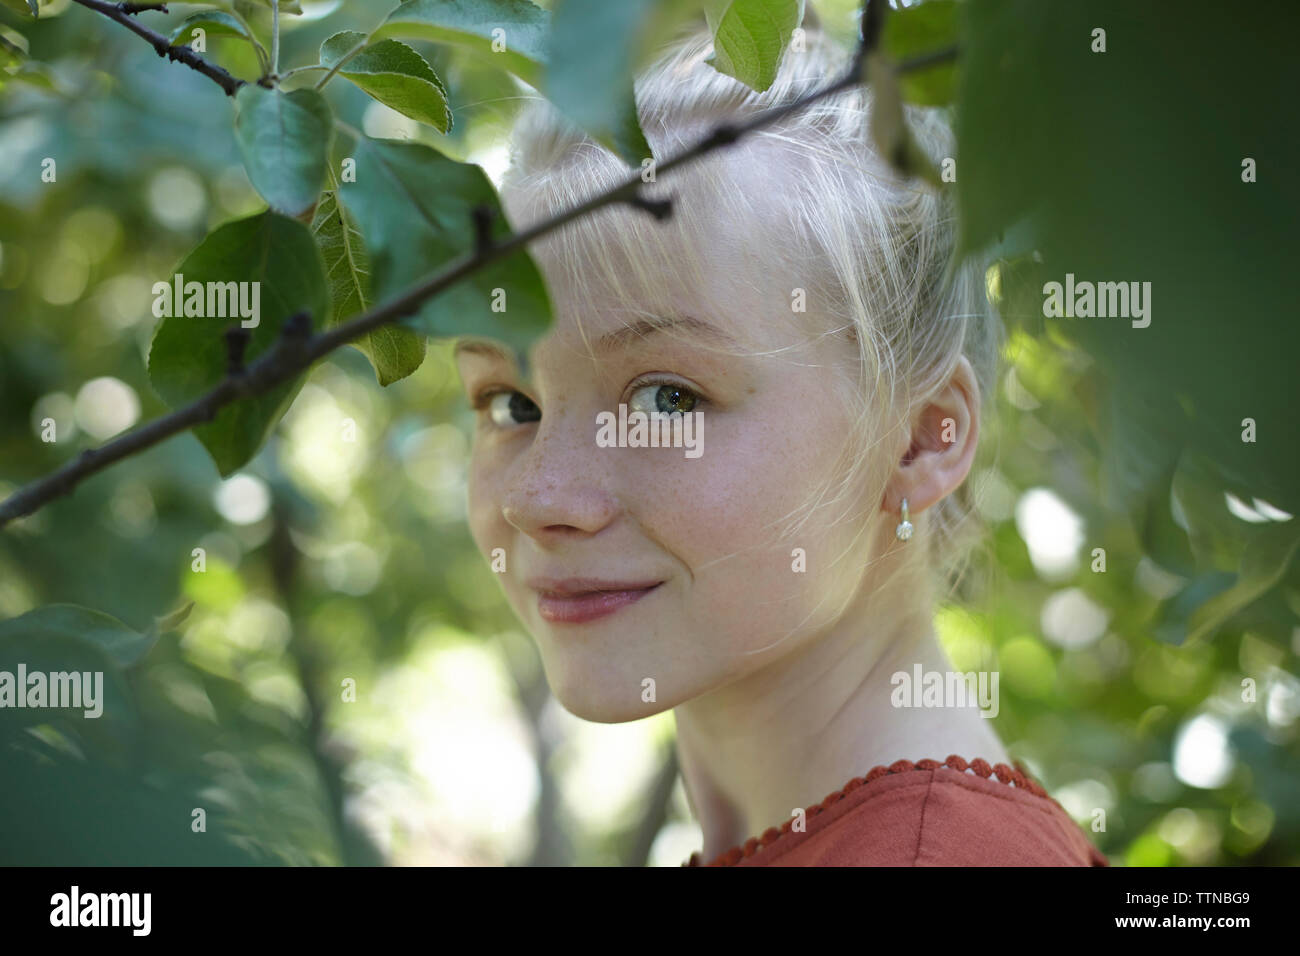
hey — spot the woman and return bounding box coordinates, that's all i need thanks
[454,23,1107,867]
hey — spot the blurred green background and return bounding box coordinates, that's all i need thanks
[1,0,1296,865]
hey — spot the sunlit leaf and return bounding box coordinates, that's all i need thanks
[311,189,427,385]
[703,0,804,92]
[881,0,958,106]
[238,0,303,15]
[147,211,329,475]
[320,31,451,132]
[169,9,265,59]
[375,0,650,163]
[0,27,28,64]
[0,0,52,19]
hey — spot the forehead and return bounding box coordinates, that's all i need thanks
[454,248,793,379]
[459,139,828,374]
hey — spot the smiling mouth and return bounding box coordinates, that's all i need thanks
[535,582,663,625]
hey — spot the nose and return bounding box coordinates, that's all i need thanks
[500,407,620,540]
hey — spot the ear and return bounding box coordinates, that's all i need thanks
[885,356,981,516]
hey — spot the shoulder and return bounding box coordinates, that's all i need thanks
[729,756,1108,867]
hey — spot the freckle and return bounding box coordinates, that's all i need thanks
[747,386,756,395]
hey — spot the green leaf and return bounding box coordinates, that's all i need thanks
[239,0,303,15]
[320,31,451,132]
[340,137,551,356]
[311,189,426,385]
[957,0,1300,526]
[151,601,195,637]
[5,65,55,90]
[0,604,157,669]
[0,28,55,93]
[147,211,330,475]
[0,0,49,19]
[0,28,28,65]
[1099,384,1184,513]
[0,605,143,761]
[881,0,958,106]
[169,10,267,62]
[703,0,804,92]
[545,0,665,166]
[375,0,652,165]
[1156,525,1300,645]
[374,0,549,86]
[233,85,332,217]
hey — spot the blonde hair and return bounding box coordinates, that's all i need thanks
[498,23,1002,593]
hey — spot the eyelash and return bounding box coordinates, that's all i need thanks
[469,375,708,429]
[468,385,513,413]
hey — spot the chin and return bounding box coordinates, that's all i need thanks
[550,689,666,724]
[542,659,677,724]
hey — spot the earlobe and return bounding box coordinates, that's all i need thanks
[884,356,981,517]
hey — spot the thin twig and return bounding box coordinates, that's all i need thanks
[471,204,495,256]
[898,43,959,74]
[70,0,246,97]
[0,8,959,528]
[270,0,280,77]
[279,64,330,80]
[313,35,370,90]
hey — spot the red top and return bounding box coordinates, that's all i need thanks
[683,755,1109,867]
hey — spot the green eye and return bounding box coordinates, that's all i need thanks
[629,382,699,417]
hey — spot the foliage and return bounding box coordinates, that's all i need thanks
[0,0,1295,866]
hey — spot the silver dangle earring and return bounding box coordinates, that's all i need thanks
[895,498,913,541]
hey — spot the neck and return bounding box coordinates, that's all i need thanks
[674,568,1009,861]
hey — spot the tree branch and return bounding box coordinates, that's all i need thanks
[0,11,958,530]
[1,313,313,525]
[70,0,246,97]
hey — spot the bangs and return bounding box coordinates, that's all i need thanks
[498,115,747,358]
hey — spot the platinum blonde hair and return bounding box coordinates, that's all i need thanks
[498,22,1002,593]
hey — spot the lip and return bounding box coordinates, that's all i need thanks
[528,577,665,625]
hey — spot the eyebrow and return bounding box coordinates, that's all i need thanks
[453,314,741,373]
[592,314,742,353]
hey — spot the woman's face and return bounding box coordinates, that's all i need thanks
[456,208,880,723]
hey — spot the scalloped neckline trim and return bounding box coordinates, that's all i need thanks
[682,754,1050,867]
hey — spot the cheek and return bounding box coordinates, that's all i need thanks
[633,398,862,646]
[466,439,508,558]
[665,394,850,545]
